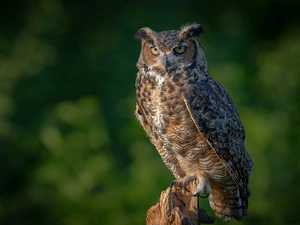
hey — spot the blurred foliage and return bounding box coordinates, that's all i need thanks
[0,0,299,225]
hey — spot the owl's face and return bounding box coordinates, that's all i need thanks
[135,24,206,73]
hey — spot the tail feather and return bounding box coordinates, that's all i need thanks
[208,182,248,222]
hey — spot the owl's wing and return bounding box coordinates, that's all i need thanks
[182,76,253,198]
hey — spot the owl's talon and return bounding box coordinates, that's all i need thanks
[182,174,210,198]
[192,187,210,198]
[199,189,210,198]
[169,180,183,191]
[199,193,210,198]
[183,175,197,193]
[183,181,191,192]
[169,180,177,190]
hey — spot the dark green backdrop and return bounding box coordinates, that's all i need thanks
[0,0,299,224]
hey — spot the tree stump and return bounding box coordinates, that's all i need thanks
[146,180,215,225]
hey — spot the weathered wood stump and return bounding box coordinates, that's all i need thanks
[146,181,215,225]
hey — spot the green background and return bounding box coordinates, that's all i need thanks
[0,0,299,224]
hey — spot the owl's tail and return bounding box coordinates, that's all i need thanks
[208,181,248,222]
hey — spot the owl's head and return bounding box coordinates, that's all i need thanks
[135,24,207,73]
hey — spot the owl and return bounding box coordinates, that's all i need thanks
[134,24,254,222]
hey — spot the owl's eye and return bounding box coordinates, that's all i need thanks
[174,46,186,54]
[150,47,159,55]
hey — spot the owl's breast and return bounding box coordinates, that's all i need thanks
[136,69,227,180]
[136,70,206,158]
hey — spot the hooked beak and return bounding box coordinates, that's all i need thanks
[163,54,172,71]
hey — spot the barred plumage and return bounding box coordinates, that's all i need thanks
[134,24,254,222]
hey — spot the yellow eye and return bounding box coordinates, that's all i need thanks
[150,47,159,55]
[174,46,186,54]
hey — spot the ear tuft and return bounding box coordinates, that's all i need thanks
[134,27,155,41]
[179,24,205,39]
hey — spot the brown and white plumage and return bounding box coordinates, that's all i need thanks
[134,24,254,222]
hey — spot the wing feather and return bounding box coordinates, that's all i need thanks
[182,75,253,198]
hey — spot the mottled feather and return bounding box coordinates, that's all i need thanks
[182,72,253,198]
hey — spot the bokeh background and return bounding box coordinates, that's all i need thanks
[0,0,299,225]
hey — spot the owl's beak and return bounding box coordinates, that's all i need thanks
[163,54,172,71]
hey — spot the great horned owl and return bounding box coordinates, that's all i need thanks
[134,24,254,222]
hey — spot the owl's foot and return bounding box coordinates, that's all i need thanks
[182,175,211,198]
[169,179,183,191]
[169,177,211,198]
